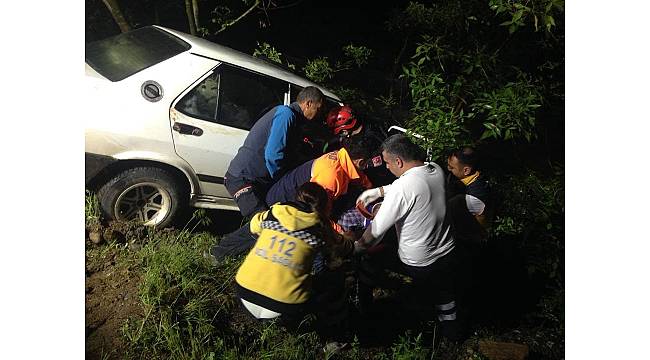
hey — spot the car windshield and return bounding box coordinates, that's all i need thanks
[85,27,190,82]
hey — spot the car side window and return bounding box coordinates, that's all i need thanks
[176,64,287,130]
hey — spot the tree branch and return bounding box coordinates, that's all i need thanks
[192,0,200,31]
[265,0,305,11]
[215,0,261,35]
[102,0,131,33]
[184,0,197,35]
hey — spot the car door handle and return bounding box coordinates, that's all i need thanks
[173,122,203,136]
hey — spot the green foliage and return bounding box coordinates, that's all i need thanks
[491,166,564,286]
[85,190,101,225]
[343,44,373,68]
[375,93,398,109]
[122,227,239,359]
[489,0,564,33]
[251,42,296,70]
[245,321,320,359]
[393,0,559,149]
[386,1,437,33]
[252,42,283,64]
[375,332,429,360]
[303,57,335,83]
[401,36,467,159]
[471,73,542,142]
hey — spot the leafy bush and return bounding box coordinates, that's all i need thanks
[253,42,296,70]
[489,0,564,33]
[491,166,564,287]
[343,44,373,68]
[471,74,542,142]
[303,57,334,83]
[252,42,283,64]
[401,36,467,159]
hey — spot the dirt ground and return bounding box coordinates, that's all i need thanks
[85,252,141,360]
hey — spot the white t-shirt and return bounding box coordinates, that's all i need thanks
[365,163,454,266]
[466,194,485,215]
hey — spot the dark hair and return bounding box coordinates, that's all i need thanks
[343,136,373,161]
[296,182,329,215]
[296,86,324,104]
[449,147,478,170]
[296,182,339,246]
[380,134,426,162]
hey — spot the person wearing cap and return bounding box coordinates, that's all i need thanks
[323,105,364,152]
[323,105,395,192]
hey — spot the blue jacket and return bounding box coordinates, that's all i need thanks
[227,102,307,182]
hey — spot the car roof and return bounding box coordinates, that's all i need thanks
[155,26,341,101]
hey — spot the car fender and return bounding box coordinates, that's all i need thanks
[111,150,201,196]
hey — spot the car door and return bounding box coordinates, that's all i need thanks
[170,63,288,198]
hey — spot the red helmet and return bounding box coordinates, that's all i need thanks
[326,105,359,135]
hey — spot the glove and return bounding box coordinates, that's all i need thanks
[356,187,384,207]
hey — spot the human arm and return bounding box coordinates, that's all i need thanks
[249,209,270,235]
[264,107,295,179]
[465,194,485,216]
[355,184,405,250]
[356,184,392,207]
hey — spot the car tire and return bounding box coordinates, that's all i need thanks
[97,166,187,228]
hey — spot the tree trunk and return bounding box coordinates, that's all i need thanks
[184,0,197,35]
[102,0,131,33]
[192,0,200,32]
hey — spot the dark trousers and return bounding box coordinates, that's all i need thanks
[446,194,484,318]
[238,269,350,341]
[356,241,462,340]
[224,172,270,219]
[210,221,257,260]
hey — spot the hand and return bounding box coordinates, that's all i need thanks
[356,187,383,207]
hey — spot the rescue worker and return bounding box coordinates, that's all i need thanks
[265,136,374,207]
[354,134,462,341]
[225,86,325,219]
[234,182,352,347]
[323,105,364,152]
[446,146,491,244]
[207,137,373,265]
[445,146,491,329]
[210,87,325,262]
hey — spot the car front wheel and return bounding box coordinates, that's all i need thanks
[97,167,186,228]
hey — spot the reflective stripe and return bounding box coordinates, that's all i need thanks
[436,301,456,311]
[240,298,281,319]
[438,312,457,321]
[234,185,253,199]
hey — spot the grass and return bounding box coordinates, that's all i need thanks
[85,195,564,360]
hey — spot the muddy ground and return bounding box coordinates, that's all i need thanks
[85,247,141,359]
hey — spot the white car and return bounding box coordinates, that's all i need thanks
[85,25,341,227]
